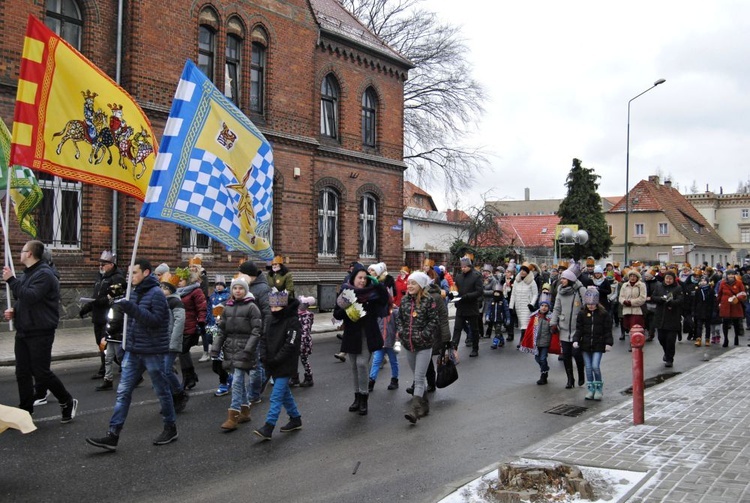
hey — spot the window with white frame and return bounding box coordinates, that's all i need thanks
[658,222,669,235]
[742,208,749,219]
[318,188,338,256]
[320,74,339,139]
[224,31,242,104]
[361,88,377,147]
[634,223,645,236]
[359,194,377,258]
[181,228,212,253]
[741,227,750,243]
[43,1,83,248]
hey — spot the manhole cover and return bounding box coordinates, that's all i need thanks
[622,371,681,395]
[545,404,588,417]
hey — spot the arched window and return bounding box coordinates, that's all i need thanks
[360,193,377,258]
[198,24,216,81]
[318,188,339,256]
[225,33,242,104]
[42,0,83,248]
[361,88,377,147]
[320,74,339,139]
[250,26,268,114]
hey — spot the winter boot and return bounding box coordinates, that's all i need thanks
[420,392,430,417]
[238,405,252,424]
[695,338,702,347]
[584,382,595,400]
[564,360,575,389]
[182,368,199,390]
[387,378,399,390]
[299,374,314,387]
[705,337,711,347]
[505,325,514,342]
[485,325,493,338]
[577,364,585,387]
[290,373,300,386]
[221,409,240,431]
[723,335,729,348]
[95,379,113,391]
[368,378,375,392]
[406,382,415,395]
[173,391,189,414]
[593,381,603,401]
[358,393,369,416]
[735,335,740,346]
[404,396,422,424]
[348,393,361,412]
[253,422,274,440]
[279,416,302,432]
[536,371,548,385]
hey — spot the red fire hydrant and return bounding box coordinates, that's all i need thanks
[630,324,645,425]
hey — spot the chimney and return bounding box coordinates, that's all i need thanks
[664,180,672,188]
[524,188,530,201]
[648,175,660,184]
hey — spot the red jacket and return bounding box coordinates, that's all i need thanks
[394,275,408,307]
[180,283,207,335]
[717,279,746,318]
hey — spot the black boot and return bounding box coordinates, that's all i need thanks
[723,335,729,348]
[485,325,493,338]
[406,382,414,395]
[368,378,375,392]
[289,374,300,386]
[537,371,548,385]
[387,378,399,390]
[505,325,514,341]
[735,335,740,346]
[564,360,575,389]
[182,368,198,390]
[358,393,368,415]
[577,364,585,387]
[348,393,361,412]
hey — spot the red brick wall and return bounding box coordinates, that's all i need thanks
[0,0,406,297]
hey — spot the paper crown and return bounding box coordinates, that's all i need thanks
[188,254,202,266]
[160,272,180,291]
[268,290,289,307]
[271,255,284,265]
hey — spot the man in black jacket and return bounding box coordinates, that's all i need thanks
[3,240,78,422]
[451,257,484,357]
[80,250,126,380]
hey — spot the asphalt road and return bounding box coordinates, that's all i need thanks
[0,328,721,503]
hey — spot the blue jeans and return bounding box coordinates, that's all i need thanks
[581,351,603,382]
[110,352,175,434]
[534,347,549,373]
[230,368,251,410]
[369,347,399,381]
[163,352,183,395]
[265,376,300,425]
[248,362,266,401]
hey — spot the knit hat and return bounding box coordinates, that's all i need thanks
[561,269,577,283]
[583,286,600,306]
[268,289,289,307]
[495,265,505,274]
[663,271,676,280]
[298,295,316,308]
[230,277,249,293]
[519,264,531,274]
[593,265,603,274]
[154,263,169,276]
[408,271,431,289]
[482,264,493,272]
[239,260,260,277]
[539,300,551,308]
[568,262,581,278]
[368,262,386,277]
[460,256,472,267]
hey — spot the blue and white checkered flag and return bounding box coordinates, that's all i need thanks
[141,60,274,260]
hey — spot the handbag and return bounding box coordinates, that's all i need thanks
[435,349,459,388]
[549,326,562,355]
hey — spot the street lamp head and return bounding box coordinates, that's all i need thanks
[575,230,589,245]
[654,78,666,86]
[559,227,574,243]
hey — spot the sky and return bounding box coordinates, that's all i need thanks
[423,0,750,210]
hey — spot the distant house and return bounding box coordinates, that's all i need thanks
[686,190,750,265]
[607,176,732,266]
[485,215,561,265]
[402,182,468,270]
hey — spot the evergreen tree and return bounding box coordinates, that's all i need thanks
[556,158,612,260]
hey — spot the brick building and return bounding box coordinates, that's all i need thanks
[0,0,410,317]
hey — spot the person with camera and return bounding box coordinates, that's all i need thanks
[651,270,684,367]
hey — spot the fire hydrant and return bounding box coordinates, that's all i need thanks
[630,324,645,425]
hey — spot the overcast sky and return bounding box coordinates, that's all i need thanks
[425,0,750,209]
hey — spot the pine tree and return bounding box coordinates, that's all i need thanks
[556,158,612,260]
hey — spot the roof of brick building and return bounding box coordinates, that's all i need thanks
[494,215,561,248]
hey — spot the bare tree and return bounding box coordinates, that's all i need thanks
[339,0,487,200]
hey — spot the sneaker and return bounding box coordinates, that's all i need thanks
[86,432,119,452]
[60,398,78,424]
[33,390,51,407]
[250,397,262,405]
[279,416,302,432]
[198,352,211,362]
[334,352,346,362]
[214,384,230,397]
[153,424,178,445]
[254,422,274,440]
[95,379,113,391]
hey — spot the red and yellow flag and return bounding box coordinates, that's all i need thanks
[10,15,157,201]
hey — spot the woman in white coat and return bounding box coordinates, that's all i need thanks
[551,269,587,389]
[509,265,539,338]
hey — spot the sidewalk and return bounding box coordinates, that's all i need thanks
[440,347,750,502]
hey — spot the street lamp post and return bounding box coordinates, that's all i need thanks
[624,78,666,267]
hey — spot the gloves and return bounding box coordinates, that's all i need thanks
[79,303,92,318]
[572,341,579,349]
[527,304,535,312]
[447,291,455,300]
[605,345,612,352]
[623,300,632,306]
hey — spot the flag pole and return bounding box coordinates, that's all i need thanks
[120,216,145,347]
[2,194,16,331]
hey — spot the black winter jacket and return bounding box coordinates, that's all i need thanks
[453,268,483,316]
[574,307,613,352]
[117,275,170,354]
[260,299,301,378]
[213,295,262,371]
[81,266,126,326]
[652,281,684,331]
[8,260,59,337]
[333,274,389,354]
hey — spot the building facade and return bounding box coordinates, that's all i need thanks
[685,191,750,265]
[0,0,410,317]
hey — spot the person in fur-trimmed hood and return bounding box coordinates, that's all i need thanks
[618,269,647,344]
[267,255,295,299]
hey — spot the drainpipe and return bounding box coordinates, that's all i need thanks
[112,0,124,256]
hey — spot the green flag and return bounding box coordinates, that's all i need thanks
[0,119,43,237]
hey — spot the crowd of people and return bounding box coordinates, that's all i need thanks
[5,240,750,448]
